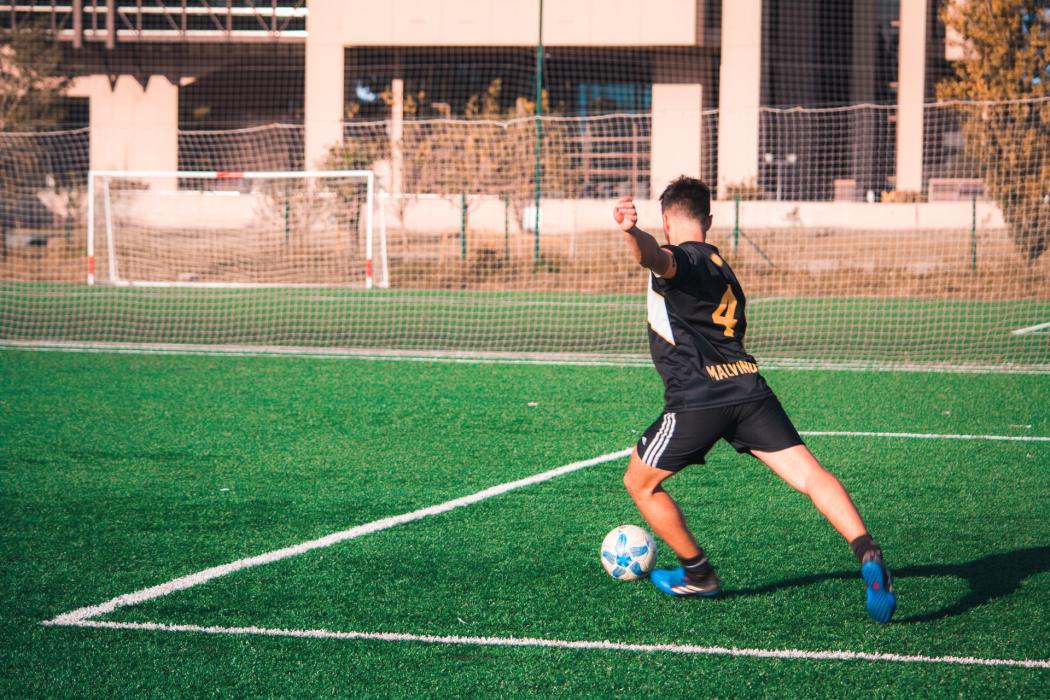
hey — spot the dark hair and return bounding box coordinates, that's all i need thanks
[659,176,712,222]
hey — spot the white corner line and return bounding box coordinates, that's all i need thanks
[1012,322,1050,336]
[41,430,1048,627]
[800,431,1050,442]
[42,619,1050,670]
[43,448,632,626]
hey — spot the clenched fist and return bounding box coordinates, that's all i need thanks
[613,196,638,233]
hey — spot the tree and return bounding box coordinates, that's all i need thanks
[0,23,70,258]
[0,22,69,131]
[397,79,578,203]
[334,79,578,248]
[938,1,1050,261]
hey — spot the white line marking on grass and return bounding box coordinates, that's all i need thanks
[47,620,1050,670]
[40,434,1050,669]
[1012,321,1050,336]
[41,430,1047,625]
[304,295,645,310]
[0,341,653,368]
[5,341,1050,374]
[44,449,631,625]
[801,431,1050,442]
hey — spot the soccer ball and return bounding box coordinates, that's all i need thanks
[600,525,657,580]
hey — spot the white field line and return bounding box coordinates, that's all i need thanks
[44,449,631,625]
[0,341,652,368]
[48,620,1050,671]
[801,431,1050,443]
[35,430,1050,624]
[1012,321,1050,336]
[4,341,1050,374]
[41,435,1050,669]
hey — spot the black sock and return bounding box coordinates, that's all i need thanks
[680,550,714,582]
[850,534,881,563]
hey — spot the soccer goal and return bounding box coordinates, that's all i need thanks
[87,170,381,288]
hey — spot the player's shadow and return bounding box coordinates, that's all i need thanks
[723,545,1050,623]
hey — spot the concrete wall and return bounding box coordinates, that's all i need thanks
[716,0,762,199]
[304,0,702,168]
[105,190,266,230]
[715,200,1005,231]
[68,75,178,176]
[650,84,703,199]
[305,0,346,169]
[380,197,1006,236]
[896,0,927,192]
[95,169,1005,233]
[305,0,697,47]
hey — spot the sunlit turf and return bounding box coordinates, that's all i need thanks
[2,349,1048,697]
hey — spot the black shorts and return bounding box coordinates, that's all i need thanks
[636,395,804,472]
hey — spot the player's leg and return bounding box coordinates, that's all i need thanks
[751,444,866,542]
[624,450,721,597]
[623,448,701,558]
[755,444,895,622]
[624,411,724,597]
[730,396,896,622]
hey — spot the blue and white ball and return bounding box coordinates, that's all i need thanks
[600,525,657,580]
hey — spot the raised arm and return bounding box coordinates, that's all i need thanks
[614,196,676,279]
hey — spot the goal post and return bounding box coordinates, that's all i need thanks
[87,169,378,288]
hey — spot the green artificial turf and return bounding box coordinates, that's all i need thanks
[3,282,1048,365]
[1,349,1048,697]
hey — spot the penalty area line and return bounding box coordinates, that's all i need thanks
[40,430,1045,628]
[45,619,1050,671]
[43,448,632,626]
[41,431,1045,627]
[800,430,1050,443]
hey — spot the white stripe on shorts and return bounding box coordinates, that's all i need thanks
[650,412,677,466]
[642,412,676,467]
[642,413,671,464]
[642,413,672,465]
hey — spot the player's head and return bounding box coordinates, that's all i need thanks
[659,176,713,241]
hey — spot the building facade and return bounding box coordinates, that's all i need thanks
[3,0,953,201]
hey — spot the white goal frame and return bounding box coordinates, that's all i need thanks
[86,169,377,288]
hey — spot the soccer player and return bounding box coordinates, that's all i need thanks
[614,177,896,623]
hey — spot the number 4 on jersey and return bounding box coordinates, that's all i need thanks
[713,285,738,337]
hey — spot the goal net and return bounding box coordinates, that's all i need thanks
[0,23,1047,370]
[1,108,1048,370]
[87,170,378,289]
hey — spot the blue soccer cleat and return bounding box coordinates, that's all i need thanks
[649,566,721,598]
[861,553,897,623]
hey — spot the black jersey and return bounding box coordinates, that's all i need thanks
[647,241,772,410]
